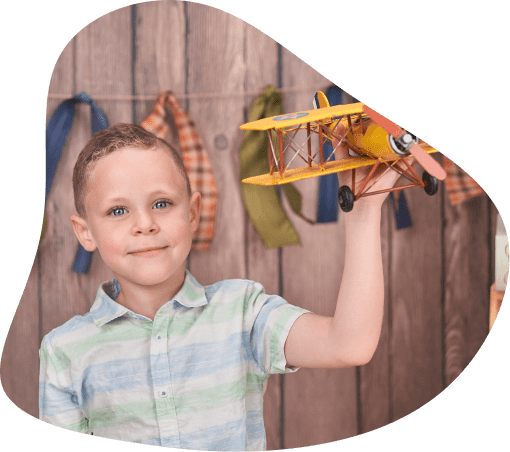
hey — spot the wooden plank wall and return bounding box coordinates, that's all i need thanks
[1,1,496,449]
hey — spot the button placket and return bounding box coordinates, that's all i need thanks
[151,312,179,442]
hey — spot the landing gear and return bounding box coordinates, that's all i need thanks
[422,171,438,196]
[338,185,355,212]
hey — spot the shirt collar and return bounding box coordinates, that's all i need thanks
[89,269,208,328]
[172,270,208,308]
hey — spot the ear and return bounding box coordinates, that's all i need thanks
[189,191,201,234]
[70,215,97,252]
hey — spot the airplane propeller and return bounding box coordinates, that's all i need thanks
[362,105,446,181]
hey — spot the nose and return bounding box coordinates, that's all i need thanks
[132,209,159,235]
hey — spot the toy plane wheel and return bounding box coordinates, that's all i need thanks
[422,171,438,196]
[338,185,355,212]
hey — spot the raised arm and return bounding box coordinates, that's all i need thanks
[284,124,404,369]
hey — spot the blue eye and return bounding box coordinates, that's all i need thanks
[110,207,126,216]
[154,200,171,209]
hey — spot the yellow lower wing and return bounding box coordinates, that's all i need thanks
[242,157,378,185]
[242,145,437,186]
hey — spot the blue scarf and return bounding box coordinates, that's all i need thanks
[45,92,109,273]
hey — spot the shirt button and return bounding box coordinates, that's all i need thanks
[155,334,163,342]
[159,389,168,398]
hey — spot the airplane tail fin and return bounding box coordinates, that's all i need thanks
[313,91,330,109]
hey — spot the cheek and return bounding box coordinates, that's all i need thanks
[170,221,193,244]
[104,239,124,255]
[167,221,194,252]
[91,225,125,257]
[166,210,193,236]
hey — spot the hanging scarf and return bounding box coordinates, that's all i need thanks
[240,86,314,248]
[443,156,484,205]
[316,85,342,223]
[45,91,109,273]
[141,91,218,250]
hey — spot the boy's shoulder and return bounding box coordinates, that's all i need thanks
[40,310,97,351]
[203,277,265,300]
[40,280,118,351]
[177,271,265,309]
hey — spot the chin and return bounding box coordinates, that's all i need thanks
[136,265,186,286]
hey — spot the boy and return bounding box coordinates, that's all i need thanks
[39,123,401,450]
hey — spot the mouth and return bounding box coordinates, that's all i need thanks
[128,246,168,258]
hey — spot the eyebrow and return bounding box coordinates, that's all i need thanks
[148,190,179,197]
[104,190,179,204]
[105,197,127,203]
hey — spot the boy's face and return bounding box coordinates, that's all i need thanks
[71,146,200,289]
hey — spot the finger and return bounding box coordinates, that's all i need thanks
[331,123,350,160]
[366,164,404,192]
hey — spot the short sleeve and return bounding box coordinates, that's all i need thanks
[39,337,89,433]
[247,282,310,375]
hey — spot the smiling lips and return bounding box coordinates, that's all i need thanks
[128,246,168,258]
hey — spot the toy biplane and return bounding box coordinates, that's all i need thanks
[240,92,446,212]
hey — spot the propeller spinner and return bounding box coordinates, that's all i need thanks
[362,105,446,180]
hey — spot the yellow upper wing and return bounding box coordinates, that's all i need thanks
[240,102,365,131]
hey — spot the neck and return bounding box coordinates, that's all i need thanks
[113,266,187,321]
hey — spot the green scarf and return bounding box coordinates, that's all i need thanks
[240,86,312,248]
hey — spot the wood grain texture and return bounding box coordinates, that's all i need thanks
[359,200,391,433]
[280,50,359,448]
[489,200,498,295]
[2,33,78,419]
[186,3,247,285]
[0,9,78,423]
[443,193,490,386]
[243,23,281,450]
[1,258,40,418]
[133,0,186,130]
[389,170,443,422]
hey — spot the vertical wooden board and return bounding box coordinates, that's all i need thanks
[489,200,498,293]
[0,11,77,422]
[47,38,76,108]
[444,193,490,387]
[359,201,391,433]
[186,3,247,285]
[280,50,358,448]
[244,23,281,450]
[243,22,279,294]
[40,6,132,338]
[133,0,186,131]
[390,180,443,421]
[1,259,40,418]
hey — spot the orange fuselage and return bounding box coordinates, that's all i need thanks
[343,118,401,160]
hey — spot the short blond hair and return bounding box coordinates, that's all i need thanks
[72,123,191,217]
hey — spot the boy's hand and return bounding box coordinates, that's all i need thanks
[333,122,414,212]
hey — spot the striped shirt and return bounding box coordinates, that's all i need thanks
[39,270,309,450]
